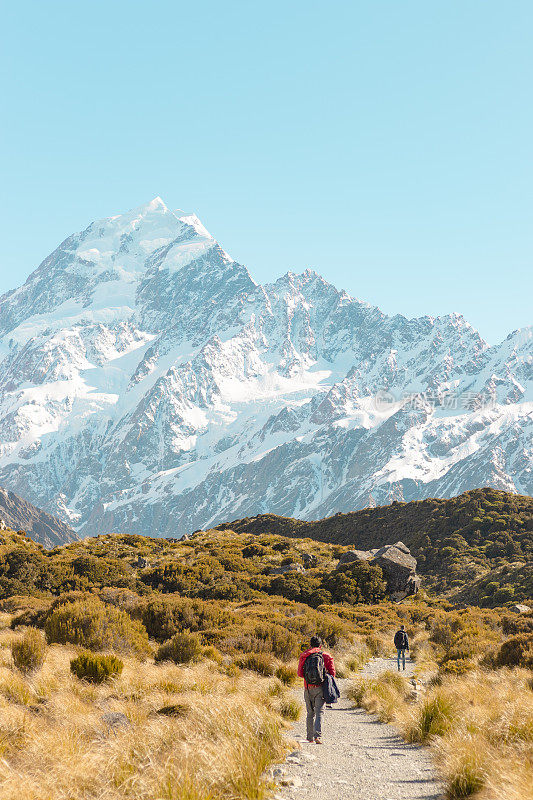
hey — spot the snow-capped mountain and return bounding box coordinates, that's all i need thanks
[0,198,531,537]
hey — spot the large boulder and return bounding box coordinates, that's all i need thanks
[370,544,418,595]
[336,541,420,599]
[337,549,372,564]
[511,604,532,614]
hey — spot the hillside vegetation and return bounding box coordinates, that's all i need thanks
[219,488,533,606]
[0,617,290,800]
[0,513,532,799]
[0,526,388,608]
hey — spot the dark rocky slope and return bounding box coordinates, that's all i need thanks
[0,486,78,547]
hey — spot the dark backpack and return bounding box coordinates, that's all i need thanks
[394,630,408,649]
[303,651,326,685]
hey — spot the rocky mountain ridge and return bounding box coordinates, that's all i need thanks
[0,199,531,537]
[0,486,77,547]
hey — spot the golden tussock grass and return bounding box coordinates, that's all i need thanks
[350,665,533,799]
[0,629,291,800]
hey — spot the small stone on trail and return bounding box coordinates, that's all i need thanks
[280,775,303,788]
[287,752,316,765]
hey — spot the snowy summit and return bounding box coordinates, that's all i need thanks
[0,199,530,537]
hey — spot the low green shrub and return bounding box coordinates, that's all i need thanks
[225,662,240,678]
[348,671,408,722]
[45,597,150,655]
[156,703,189,717]
[440,658,474,675]
[268,680,284,697]
[70,651,123,683]
[446,751,486,799]
[347,679,369,706]
[344,643,371,673]
[155,632,204,665]
[141,597,234,643]
[495,633,533,669]
[11,628,46,674]
[378,669,409,694]
[202,645,224,664]
[408,692,456,743]
[364,633,387,657]
[252,622,298,661]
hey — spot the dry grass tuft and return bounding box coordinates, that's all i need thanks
[405,691,456,742]
[348,670,409,722]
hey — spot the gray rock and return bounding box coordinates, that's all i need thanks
[280,775,303,788]
[271,767,286,779]
[370,544,418,595]
[511,603,531,614]
[337,549,372,564]
[392,540,411,555]
[101,711,131,730]
[336,542,420,598]
[269,563,305,575]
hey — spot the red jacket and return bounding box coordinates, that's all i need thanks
[298,647,335,687]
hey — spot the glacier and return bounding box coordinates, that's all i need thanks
[0,197,531,537]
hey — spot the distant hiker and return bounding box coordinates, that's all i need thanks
[394,625,409,671]
[298,635,336,744]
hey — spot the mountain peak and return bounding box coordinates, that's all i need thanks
[0,200,530,539]
[132,196,169,215]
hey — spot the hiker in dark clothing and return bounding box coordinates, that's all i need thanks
[394,625,409,671]
[297,635,336,744]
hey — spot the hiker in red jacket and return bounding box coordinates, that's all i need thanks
[297,635,336,744]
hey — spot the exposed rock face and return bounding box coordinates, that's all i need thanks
[372,543,418,591]
[0,486,78,547]
[338,549,373,564]
[0,198,530,539]
[269,562,305,575]
[337,540,420,599]
[511,604,532,614]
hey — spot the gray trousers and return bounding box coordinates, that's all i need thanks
[304,685,325,740]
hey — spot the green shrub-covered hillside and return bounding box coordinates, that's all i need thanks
[219,488,533,604]
[0,526,387,608]
[0,487,531,607]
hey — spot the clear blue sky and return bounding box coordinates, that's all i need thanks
[1,1,531,345]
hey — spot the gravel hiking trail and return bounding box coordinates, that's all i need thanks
[272,657,443,800]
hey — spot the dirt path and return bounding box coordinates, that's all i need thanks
[272,657,443,800]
